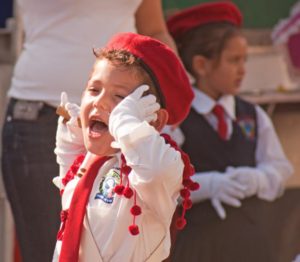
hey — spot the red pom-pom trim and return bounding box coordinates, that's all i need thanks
[183,198,192,210]
[129,224,139,235]
[123,187,134,198]
[176,217,187,229]
[182,178,192,188]
[62,154,85,187]
[130,205,142,216]
[180,188,190,199]
[189,182,200,191]
[114,185,125,195]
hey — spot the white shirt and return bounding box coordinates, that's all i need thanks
[53,123,183,262]
[185,88,293,201]
[9,0,142,106]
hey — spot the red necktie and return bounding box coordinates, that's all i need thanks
[212,104,228,140]
[59,155,110,262]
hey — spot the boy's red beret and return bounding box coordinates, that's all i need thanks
[105,32,194,125]
[167,1,243,41]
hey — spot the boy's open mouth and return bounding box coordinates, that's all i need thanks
[89,119,108,138]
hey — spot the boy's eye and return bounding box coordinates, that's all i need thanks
[87,87,100,93]
[115,94,125,100]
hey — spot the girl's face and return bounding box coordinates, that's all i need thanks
[80,59,143,156]
[199,35,248,100]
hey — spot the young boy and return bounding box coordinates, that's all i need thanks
[166,1,293,261]
[52,32,197,262]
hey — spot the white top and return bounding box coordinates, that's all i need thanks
[9,0,142,106]
[185,88,293,201]
[53,123,183,262]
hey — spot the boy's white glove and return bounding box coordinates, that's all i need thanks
[109,85,160,141]
[56,92,84,147]
[54,92,86,180]
[191,172,246,219]
[226,166,264,198]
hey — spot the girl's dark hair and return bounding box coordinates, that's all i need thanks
[177,22,241,78]
[92,48,164,106]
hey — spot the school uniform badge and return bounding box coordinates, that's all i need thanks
[95,168,120,204]
[237,117,255,140]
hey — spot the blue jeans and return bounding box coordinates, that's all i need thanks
[1,99,61,262]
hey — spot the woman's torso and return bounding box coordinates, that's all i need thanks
[9,0,142,106]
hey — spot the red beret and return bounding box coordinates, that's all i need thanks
[167,1,243,41]
[105,32,194,125]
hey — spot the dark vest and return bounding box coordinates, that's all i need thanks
[181,97,257,172]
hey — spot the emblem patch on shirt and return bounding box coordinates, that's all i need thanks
[95,168,120,204]
[237,117,255,140]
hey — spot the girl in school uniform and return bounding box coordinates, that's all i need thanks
[167,2,293,261]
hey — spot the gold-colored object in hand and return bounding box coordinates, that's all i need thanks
[56,105,81,127]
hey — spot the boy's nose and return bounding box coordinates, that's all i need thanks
[93,91,111,112]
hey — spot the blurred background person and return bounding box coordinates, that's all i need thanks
[166,2,294,261]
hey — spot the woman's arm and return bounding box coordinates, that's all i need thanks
[135,0,178,54]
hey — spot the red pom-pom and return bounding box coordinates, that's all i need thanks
[129,224,139,235]
[130,205,142,216]
[123,187,134,198]
[189,165,195,175]
[183,198,192,210]
[183,178,192,187]
[114,185,125,195]
[176,217,187,229]
[180,188,190,199]
[70,154,85,174]
[189,182,200,191]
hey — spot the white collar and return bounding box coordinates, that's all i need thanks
[192,88,236,120]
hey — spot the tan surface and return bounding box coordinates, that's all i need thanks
[271,103,300,187]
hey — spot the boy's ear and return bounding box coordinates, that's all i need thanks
[192,55,208,77]
[151,108,169,132]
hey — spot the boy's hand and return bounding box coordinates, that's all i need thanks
[55,92,86,179]
[117,84,160,122]
[109,85,160,140]
[56,92,83,146]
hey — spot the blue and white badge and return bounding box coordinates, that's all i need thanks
[237,117,255,140]
[95,168,120,204]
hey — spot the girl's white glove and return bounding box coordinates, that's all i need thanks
[54,92,86,184]
[109,85,160,143]
[191,172,246,219]
[226,166,265,198]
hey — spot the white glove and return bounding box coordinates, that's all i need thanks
[54,92,86,180]
[191,172,246,219]
[226,166,263,198]
[109,85,160,141]
[56,92,83,146]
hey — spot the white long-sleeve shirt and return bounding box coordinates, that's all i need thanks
[184,88,293,201]
[53,122,183,262]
